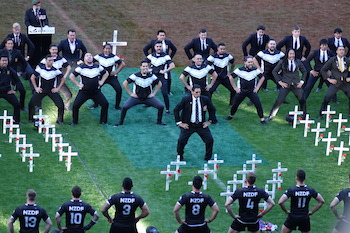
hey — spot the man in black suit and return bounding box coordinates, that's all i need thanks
[174,84,217,161]
[303,39,335,100]
[242,25,271,57]
[327,28,350,58]
[184,28,217,61]
[277,26,311,61]
[58,29,87,68]
[318,46,350,119]
[24,0,50,67]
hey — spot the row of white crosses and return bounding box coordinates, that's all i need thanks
[160,155,187,191]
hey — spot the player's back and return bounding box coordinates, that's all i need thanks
[286,185,318,216]
[13,204,48,233]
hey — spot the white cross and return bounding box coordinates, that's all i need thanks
[52,134,63,152]
[334,141,349,166]
[27,154,40,172]
[333,113,348,137]
[311,122,326,146]
[207,154,224,179]
[43,124,56,142]
[246,154,262,171]
[289,105,303,128]
[321,105,336,128]
[227,174,243,191]
[21,145,38,162]
[103,30,127,55]
[266,173,283,199]
[198,163,214,190]
[8,126,20,143]
[220,186,234,212]
[16,136,29,153]
[33,109,48,133]
[271,162,288,190]
[299,114,315,137]
[0,110,13,134]
[236,164,253,182]
[160,164,177,191]
[170,155,187,181]
[60,146,78,171]
[322,132,337,156]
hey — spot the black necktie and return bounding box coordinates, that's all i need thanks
[294,39,298,50]
[195,98,199,123]
[201,40,205,51]
[290,60,294,71]
[258,37,262,46]
[15,35,19,46]
[322,51,326,63]
[8,50,12,61]
[337,39,340,48]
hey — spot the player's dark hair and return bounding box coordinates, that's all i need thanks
[103,43,112,49]
[122,177,133,190]
[154,40,163,47]
[246,172,256,185]
[281,48,295,68]
[45,54,53,59]
[49,44,58,49]
[146,226,160,233]
[157,30,166,35]
[26,189,37,201]
[244,55,253,62]
[71,186,82,198]
[192,84,201,91]
[199,28,207,34]
[193,175,203,189]
[67,29,76,34]
[0,52,9,59]
[268,39,276,43]
[319,39,328,45]
[296,169,306,182]
[334,28,342,33]
[257,25,266,31]
[140,60,149,66]
[5,38,14,44]
[217,43,226,47]
[292,25,300,31]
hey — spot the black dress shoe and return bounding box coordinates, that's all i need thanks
[260,120,268,125]
[225,116,233,121]
[100,122,108,126]
[156,121,167,126]
[265,116,273,122]
[88,104,98,109]
[21,107,28,112]
[113,123,122,127]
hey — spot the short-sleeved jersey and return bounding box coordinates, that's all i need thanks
[10,203,50,233]
[56,199,96,231]
[206,53,235,79]
[284,185,318,216]
[94,53,122,75]
[182,64,214,89]
[127,72,159,100]
[107,191,145,225]
[230,186,269,222]
[34,64,62,91]
[232,67,263,92]
[335,187,350,218]
[73,64,106,91]
[177,191,216,227]
[255,50,285,75]
[40,56,69,70]
[145,52,173,79]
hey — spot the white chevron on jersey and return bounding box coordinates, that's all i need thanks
[184,65,212,79]
[147,54,171,67]
[129,73,157,88]
[94,54,120,68]
[207,54,233,68]
[35,66,61,80]
[75,65,104,79]
[257,51,285,64]
[234,68,261,81]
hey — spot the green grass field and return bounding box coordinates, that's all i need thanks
[1,67,350,233]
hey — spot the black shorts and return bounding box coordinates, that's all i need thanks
[110,222,137,233]
[284,215,310,232]
[334,218,350,232]
[177,223,210,233]
[230,219,259,232]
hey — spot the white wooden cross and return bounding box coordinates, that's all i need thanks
[227,174,243,191]
[321,105,336,128]
[289,105,303,128]
[322,132,337,156]
[8,127,21,143]
[220,186,234,212]
[299,114,315,137]
[43,124,56,142]
[33,109,48,133]
[311,122,326,146]
[60,146,78,171]
[246,154,262,171]
[236,164,253,182]
[207,154,224,179]
[103,30,128,55]
[198,163,214,190]
[333,113,348,137]
[170,155,186,181]
[271,162,288,190]
[52,134,63,152]
[0,110,13,134]
[16,136,29,153]
[266,173,283,199]
[334,141,349,166]
[21,145,39,162]
[160,164,177,191]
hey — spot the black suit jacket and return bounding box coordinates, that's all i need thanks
[0,33,35,57]
[327,37,350,58]
[242,33,270,56]
[0,48,27,72]
[24,8,49,27]
[321,56,350,87]
[272,59,307,85]
[174,95,217,124]
[305,49,335,72]
[276,35,311,59]
[58,38,87,63]
[143,39,177,58]
[184,37,217,60]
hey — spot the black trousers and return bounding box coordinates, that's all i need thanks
[93,76,122,108]
[261,72,278,89]
[319,82,350,115]
[13,79,26,109]
[230,91,264,118]
[28,91,64,123]
[158,77,170,111]
[0,93,21,123]
[72,90,109,124]
[303,74,335,100]
[118,96,164,124]
[269,85,306,118]
[209,77,236,105]
[177,123,214,160]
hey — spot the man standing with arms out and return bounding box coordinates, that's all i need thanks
[174,84,217,161]
[114,61,165,126]
[179,54,218,98]
[70,53,109,125]
[253,39,285,91]
[224,56,267,125]
[207,43,236,105]
[330,174,350,233]
[173,175,219,233]
[328,28,350,58]
[277,26,311,61]
[55,186,99,233]
[242,25,271,57]
[184,28,217,61]
[58,29,87,68]
[8,189,52,233]
[225,172,275,233]
[145,40,175,115]
[28,55,65,125]
[101,177,149,233]
[143,30,177,95]
[0,54,21,124]
[318,46,350,119]
[278,169,325,233]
